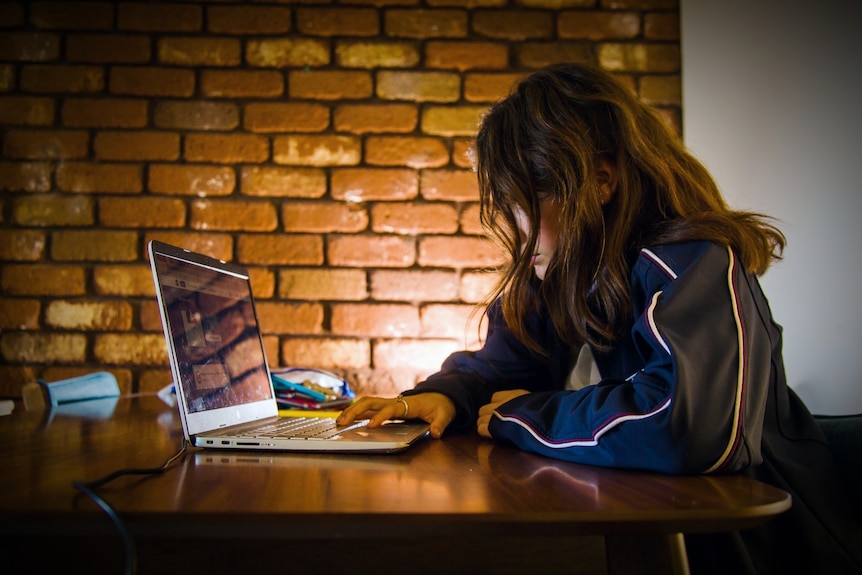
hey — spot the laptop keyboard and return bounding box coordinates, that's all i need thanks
[239,417,356,441]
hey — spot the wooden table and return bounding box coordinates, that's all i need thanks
[0,394,790,575]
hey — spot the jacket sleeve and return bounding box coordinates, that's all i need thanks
[406,297,569,432]
[488,243,772,474]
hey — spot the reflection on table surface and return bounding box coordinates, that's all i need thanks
[0,393,791,540]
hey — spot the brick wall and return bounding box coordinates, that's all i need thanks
[0,0,680,400]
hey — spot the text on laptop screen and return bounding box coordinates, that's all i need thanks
[154,253,272,413]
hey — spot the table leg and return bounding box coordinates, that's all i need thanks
[605,533,690,575]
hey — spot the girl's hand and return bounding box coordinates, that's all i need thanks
[477,389,530,438]
[336,392,456,439]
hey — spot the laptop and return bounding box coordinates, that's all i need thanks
[148,240,429,453]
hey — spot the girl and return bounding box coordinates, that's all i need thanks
[337,63,860,573]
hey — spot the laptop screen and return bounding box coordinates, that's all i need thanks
[152,250,273,414]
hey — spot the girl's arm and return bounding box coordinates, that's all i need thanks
[487,242,775,474]
[407,297,570,433]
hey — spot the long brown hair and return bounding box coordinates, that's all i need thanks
[475,63,785,354]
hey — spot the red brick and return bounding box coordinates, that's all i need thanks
[93,131,180,161]
[1,264,86,296]
[93,334,168,365]
[333,104,417,134]
[297,8,379,36]
[51,230,139,261]
[3,129,88,159]
[93,264,158,297]
[0,161,52,192]
[331,303,420,337]
[376,71,460,102]
[142,232,234,262]
[148,164,235,196]
[191,199,278,232]
[0,32,60,62]
[57,162,143,194]
[0,230,45,261]
[279,268,368,301]
[472,10,553,40]
[241,166,327,198]
[288,70,373,100]
[0,366,36,398]
[280,337,370,370]
[645,13,680,41]
[335,41,419,69]
[422,105,486,137]
[418,236,505,268]
[517,0,592,5]
[421,169,479,201]
[244,102,330,133]
[604,0,678,8]
[200,70,284,99]
[640,74,681,105]
[464,72,523,102]
[460,270,500,303]
[66,34,150,64]
[371,203,459,235]
[421,304,484,343]
[185,134,269,163]
[11,194,94,227]
[255,301,324,335]
[44,300,133,331]
[282,202,369,233]
[0,96,53,126]
[370,270,459,302]
[140,300,162,332]
[425,41,509,71]
[246,38,330,68]
[99,197,186,228]
[385,9,468,39]
[328,235,415,268]
[207,5,292,35]
[249,268,276,299]
[110,66,195,97]
[62,98,147,128]
[20,64,104,93]
[364,136,448,168]
[558,11,641,40]
[452,139,474,169]
[514,42,592,69]
[157,37,240,67]
[118,3,202,32]
[30,2,114,30]
[272,135,361,167]
[372,338,459,371]
[138,369,173,394]
[0,64,13,91]
[0,298,40,330]
[598,43,681,73]
[460,203,483,235]
[330,168,418,201]
[1,332,87,363]
[343,367,422,397]
[154,101,239,130]
[236,234,324,265]
[0,3,24,27]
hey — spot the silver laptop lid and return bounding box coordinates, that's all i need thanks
[149,240,277,440]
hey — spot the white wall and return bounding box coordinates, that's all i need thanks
[681,0,862,415]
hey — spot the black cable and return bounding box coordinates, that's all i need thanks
[71,441,188,575]
[72,479,137,575]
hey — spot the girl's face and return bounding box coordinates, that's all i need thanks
[513,199,562,280]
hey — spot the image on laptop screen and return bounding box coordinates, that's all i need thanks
[153,251,272,413]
